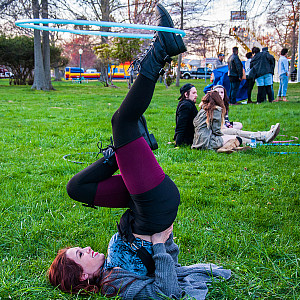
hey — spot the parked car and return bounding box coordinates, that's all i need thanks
[5,72,14,78]
[180,67,212,79]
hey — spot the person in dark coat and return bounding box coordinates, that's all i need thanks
[227,47,243,105]
[174,83,198,146]
[249,47,275,103]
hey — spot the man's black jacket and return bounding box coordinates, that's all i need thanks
[250,51,275,79]
[174,99,198,146]
[227,53,243,78]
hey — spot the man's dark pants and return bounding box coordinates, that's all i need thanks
[229,76,240,104]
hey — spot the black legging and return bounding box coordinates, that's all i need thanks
[67,74,180,235]
[111,75,155,148]
[67,74,155,205]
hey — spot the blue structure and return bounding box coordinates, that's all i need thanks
[204,62,248,102]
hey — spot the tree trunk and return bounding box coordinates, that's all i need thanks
[42,0,54,90]
[54,66,62,81]
[31,0,46,90]
[100,0,110,43]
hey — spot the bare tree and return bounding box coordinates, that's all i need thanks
[31,0,47,90]
[42,0,54,90]
[267,0,299,72]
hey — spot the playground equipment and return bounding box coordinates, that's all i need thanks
[229,27,279,60]
[65,62,131,81]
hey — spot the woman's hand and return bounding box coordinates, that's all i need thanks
[151,224,173,245]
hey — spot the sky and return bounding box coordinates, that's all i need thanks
[202,0,272,24]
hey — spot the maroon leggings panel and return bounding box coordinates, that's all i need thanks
[115,137,165,195]
[94,174,131,208]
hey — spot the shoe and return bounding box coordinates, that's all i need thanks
[282,97,288,102]
[247,100,254,104]
[155,4,186,57]
[217,138,241,153]
[96,137,116,166]
[264,123,280,143]
[130,4,186,82]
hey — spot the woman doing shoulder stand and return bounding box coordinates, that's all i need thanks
[48,4,231,299]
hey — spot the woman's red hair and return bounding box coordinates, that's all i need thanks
[201,91,226,126]
[48,248,131,296]
[48,248,99,294]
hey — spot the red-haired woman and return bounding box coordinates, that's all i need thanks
[191,90,245,153]
[48,4,231,299]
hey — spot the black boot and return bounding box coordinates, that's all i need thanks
[131,4,186,82]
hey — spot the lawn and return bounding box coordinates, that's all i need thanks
[0,78,299,299]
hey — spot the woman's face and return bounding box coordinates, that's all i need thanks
[215,87,224,101]
[66,246,105,279]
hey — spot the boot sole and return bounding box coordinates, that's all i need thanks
[156,4,174,28]
[156,4,187,56]
[158,31,187,56]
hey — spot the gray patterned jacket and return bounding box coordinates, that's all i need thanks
[101,237,231,299]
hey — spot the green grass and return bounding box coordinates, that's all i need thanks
[0,78,299,299]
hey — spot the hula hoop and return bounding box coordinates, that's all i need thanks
[262,143,300,146]
[15,19,186,39]
[63,152,98,164]
[271,152,299,155]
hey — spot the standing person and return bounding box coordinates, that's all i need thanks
[214,53,226,69]
[250,47,275,103]
[227,47,243,105]
[48,5,231,298]
[275,48,289,102]
[245,52,255,103]
[174,83,198,146]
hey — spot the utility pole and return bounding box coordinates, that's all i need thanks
[176,0,184,87]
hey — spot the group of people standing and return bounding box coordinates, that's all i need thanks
[227,46,290,104]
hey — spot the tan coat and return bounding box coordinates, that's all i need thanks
[191,107,224,150]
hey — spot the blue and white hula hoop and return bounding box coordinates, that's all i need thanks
[15,19,186,39]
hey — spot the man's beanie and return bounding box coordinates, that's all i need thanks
[178,83,195,100]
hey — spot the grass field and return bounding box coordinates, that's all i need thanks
[0,78,299,300]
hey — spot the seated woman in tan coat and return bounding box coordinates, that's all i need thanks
[191,91,246,153]
[192,89,281,154]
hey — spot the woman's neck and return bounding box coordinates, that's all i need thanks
[133,233,152,243]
